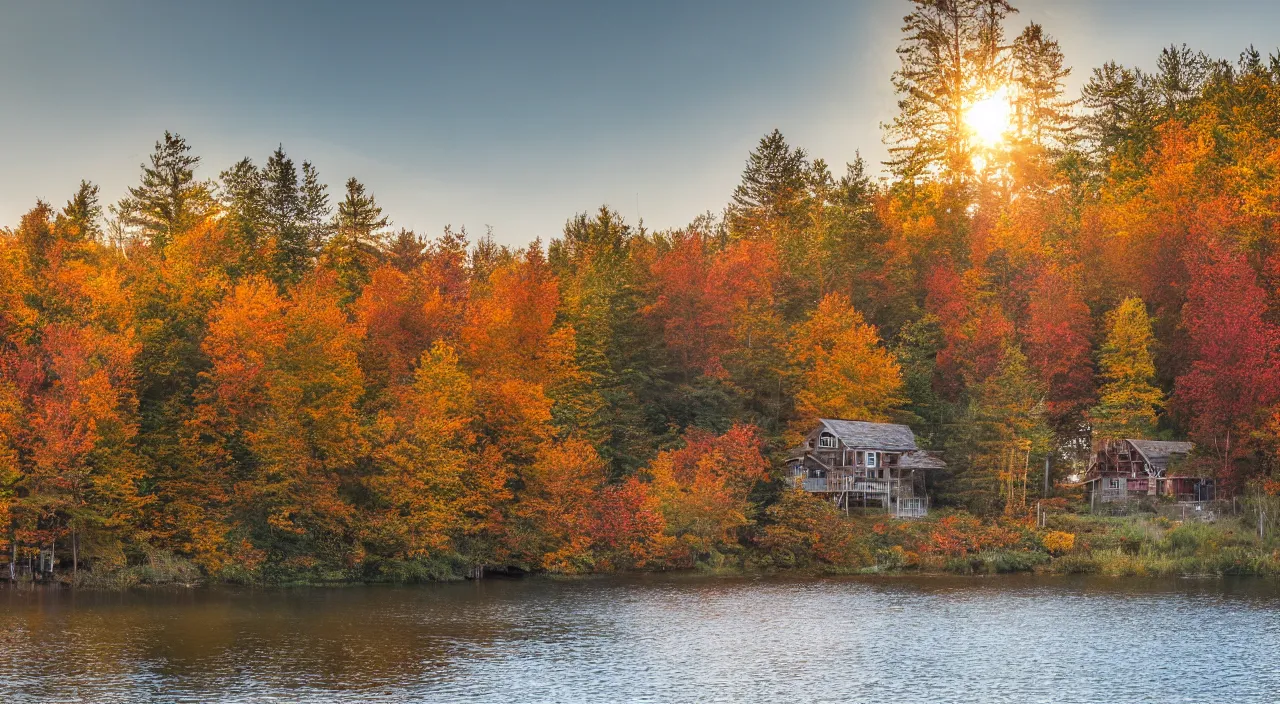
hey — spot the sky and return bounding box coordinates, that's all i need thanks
[3,0,1280,247]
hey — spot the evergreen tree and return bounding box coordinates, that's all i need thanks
[892,314,946,444]
[1011,22,1077,149]
[884,0,1018,179]
[1080,62,1157,169]
[1153,44,1219,119]
[324,177,389,303]
[385,228,427,272]
[729,129,810,237]
[114,132,207,248]
[812,156,889,313]
[57,181,103,244]
[263,146,317,284]
[1088,297,1163,440]
[219,157,267,274]
[299,161,332,248]
[549,207,650,472]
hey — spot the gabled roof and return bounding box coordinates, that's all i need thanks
[816,419,919,451]
[1126,439,1194,467]
[898,450,947,470]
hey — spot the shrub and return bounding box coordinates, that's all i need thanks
[874,545,918,570]
[1042,531,1076,555]
[756,489,873,570]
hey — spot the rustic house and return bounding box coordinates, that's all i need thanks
[785,419,945,518]
[1083,438,1212,505]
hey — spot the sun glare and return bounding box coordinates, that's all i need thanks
[964,86,1013,149]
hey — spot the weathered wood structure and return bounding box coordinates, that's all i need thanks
[1084,438,1212,504]
[785,419,945,518]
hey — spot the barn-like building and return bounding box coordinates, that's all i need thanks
[1083,438,1212,505]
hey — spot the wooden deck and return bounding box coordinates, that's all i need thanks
[794,469,929,518]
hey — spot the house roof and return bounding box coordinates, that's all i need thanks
[1127,439,1194,467]
[817,419,919,451]
[898,450,947,470]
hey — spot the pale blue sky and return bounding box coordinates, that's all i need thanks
[2,0,1279,246]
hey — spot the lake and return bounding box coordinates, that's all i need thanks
[2,574,1278,703]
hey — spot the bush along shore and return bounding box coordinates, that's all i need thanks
[753,492,1280,579]
[10,493,1280,588]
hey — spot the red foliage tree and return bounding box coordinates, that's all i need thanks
[1175,242,1280,486]
[1023,265,1095,437]
[926,262,1014,397]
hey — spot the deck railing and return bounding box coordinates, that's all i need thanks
[798,473,895,495]
[1098,488,1125,503]
[894,498,928,519]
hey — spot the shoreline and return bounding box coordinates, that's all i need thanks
[9,507,1277,590]
[10,554,1279,591]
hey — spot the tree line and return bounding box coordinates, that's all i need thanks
[3,0,1280,579]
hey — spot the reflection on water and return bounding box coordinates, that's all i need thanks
[2,575,1279,703]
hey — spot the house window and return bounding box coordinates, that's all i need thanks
[855,451,864,465]
[1108,478,1121,489]
[819,433,836,449]
[866,452,879,469]
[887,453,899,465]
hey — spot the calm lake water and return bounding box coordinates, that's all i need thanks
[2,574,1278,703]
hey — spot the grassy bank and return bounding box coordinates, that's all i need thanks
[14,507,1280,588]
[805,509,1280,578]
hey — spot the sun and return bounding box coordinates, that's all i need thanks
[964,86,1013,149]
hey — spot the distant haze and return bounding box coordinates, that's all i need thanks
[3,0,1279,246]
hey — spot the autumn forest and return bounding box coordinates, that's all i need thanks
[5,1,1280,582]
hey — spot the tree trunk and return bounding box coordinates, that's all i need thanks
[7,519,14,582]
[72,530,78,580]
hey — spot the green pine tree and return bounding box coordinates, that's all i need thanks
[1011,22,1078,149]
[299,161,332,249]
[385,229,427,273]
[1080,62,1158,170]
[114,131,208,248]
[57,181,103,244]
[263,146,321,284]
[324,177,388,302]
[219,157,268,275]
[730,129,810,226]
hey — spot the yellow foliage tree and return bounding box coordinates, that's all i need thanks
[368,341,478,560]
[788,293,907,434]
[1088,297,1163,440]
